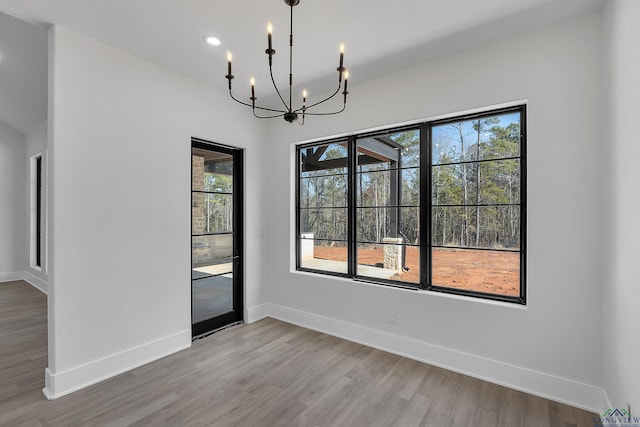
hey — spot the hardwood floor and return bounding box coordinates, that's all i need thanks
[1,280,598,426]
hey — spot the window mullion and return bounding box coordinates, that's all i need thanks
[519,106,528,304]
[295,146,301,270]
[420,124,430,290]
[348,136,357,277]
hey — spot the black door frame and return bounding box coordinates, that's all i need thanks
[191,138,244,337]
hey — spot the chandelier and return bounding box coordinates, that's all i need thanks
[225,0,349,124]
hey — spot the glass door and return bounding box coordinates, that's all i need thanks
[191,139,243,337]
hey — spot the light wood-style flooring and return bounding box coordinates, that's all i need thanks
[1,280,597,426]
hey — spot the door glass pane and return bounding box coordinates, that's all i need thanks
[192,273,234,323]
[192,234,233,264]
[192,193,233,234]
[192,148,233,192]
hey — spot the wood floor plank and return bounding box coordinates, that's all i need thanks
[392,392,432,427]
[420,371,461,425]
[448,375,483,426]
[1,280,600,426]
[497,388,527,427]
[574,407,600,427]
[525,393,551,427]
[550,400,578,427]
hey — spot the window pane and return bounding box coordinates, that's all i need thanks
[192,148,233,192]
[300,174,348,208]
[432,161,520,206]
[192,193,233,234]
[432,248,520,297]
[432,112,520,165]
[401,169,420,206]
[478,160,520,205]
[299,239,348,274]
[300,141,348,178]
[357,168,419,207]
[357,129,420,172]
[432,206,520,249]
[477,113,521,161]
[300,207,348,241]
[356,243,419,285]
[432,164,478,206]
[357,169,391,207]
[356,207,419,244]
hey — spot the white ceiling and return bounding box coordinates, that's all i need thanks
[0,0,604,133]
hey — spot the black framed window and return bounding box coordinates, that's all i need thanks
[355,129,421,287]
[296,105,526,304]
[298,140,349,274]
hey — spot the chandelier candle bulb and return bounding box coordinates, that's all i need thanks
[250,78,256,99]
[227,51,232,75]
[267,22,273,50]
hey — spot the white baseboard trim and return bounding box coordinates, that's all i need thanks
[603,390,613,411]
[0,271,48,295]
[0,271,23,283]
[246,304,269,324]
[42,329,191,400]
[22,271,48,295]
[265,303,607,413]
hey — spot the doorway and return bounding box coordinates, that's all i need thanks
[191,138,243,337]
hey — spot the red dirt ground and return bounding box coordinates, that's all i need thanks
[313,246,520,297]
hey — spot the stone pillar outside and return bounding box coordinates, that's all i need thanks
[383,237,403,270]
[191,155,210,266]
[301,233,314,260]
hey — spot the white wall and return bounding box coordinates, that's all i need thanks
[0,120,25,281]
[265,12,606,410]
[25,120,48,288]
[603,0,640,413]
[45,25,267,398]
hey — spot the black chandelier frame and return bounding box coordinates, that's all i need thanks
[225,0,349,124]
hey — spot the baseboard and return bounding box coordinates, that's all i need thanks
[246,304,269,324]
[0,271,48,295]
[265,303,607,413]
[42,329,191,400]
[603,390,613,412]
[22,271,48,295]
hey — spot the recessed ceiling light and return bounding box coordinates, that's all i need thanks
[203,35,221,47]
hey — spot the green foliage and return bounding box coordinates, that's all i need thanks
[202,172,233,233]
